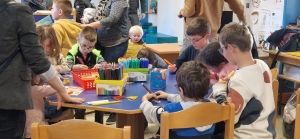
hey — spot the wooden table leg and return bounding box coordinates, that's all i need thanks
[116,113,144,139]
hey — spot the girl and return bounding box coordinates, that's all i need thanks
[24,72,57,139]
[36,25,70,73]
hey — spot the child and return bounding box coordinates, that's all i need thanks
[212,22,276,139]
[66,26,105,70]
[51,0,82,57]
[168,17,211,73]
[24,72,58,139]
[137,47,167,68]
[36,25,70,74]
[140,61,215,139]
[125,25,146,58]
[66,26,105,124]
[197,42,237,85]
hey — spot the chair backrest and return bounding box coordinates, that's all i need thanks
[271,68,278,81]
[72,8,76,22]
[272,79,279,127]
[294,88,300,139]
[160,102,235,139]
[31,119,131,139]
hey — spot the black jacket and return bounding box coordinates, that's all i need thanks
[74,0,95,23]
[0,0,51,110]
[128,0,146,14]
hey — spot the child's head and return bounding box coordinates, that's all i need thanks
[218,22,253,65]
[137,47,157,67]
[31,72,44,86]
[129,25,143,43]
[186,17,211,51]
[197,42,228,73]
[77,26,97,56]
[51,0,73,20]
[36,25,61,58]
[176,61,210,101]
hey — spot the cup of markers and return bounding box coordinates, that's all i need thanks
[119,58,150,82]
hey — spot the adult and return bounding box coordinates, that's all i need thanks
[82,0,130,124]
[74,0,95,23]
[21,0,52,12]
[178,0,246,54]
[0,1,84,139]
[128,0,146,26]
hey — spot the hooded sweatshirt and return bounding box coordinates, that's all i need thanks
[52,19,82,57]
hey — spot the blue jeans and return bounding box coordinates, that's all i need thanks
[103,40,128,63]
[0,109,25,139]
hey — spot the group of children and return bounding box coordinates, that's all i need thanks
[24,0,276,138]
[140,18,276,139]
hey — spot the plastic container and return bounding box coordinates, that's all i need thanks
[72,69,98,89]
[124,68,149,82]
[95,73,128,96]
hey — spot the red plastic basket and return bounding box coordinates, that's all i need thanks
[72,69,98,89]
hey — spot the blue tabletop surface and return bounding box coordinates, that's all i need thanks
[49,72,212,113]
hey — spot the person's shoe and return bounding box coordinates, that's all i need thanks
[106,113,116,125]
[149,135,160,139]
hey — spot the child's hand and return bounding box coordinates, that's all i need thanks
[217,74,231,84]
[168,64,177,73]
[142,92,156,102]
[93,64,101,69]
[73,64,88,70]
[155,91,169,99]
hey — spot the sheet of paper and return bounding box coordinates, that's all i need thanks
[65,86,84,96]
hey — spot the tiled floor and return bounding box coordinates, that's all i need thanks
[85,111,286,139]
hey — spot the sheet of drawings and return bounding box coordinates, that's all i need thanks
[65,86,84,96]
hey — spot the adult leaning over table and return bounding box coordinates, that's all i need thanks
[0,1,85,139]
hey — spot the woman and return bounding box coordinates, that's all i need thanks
[82,0,129,63]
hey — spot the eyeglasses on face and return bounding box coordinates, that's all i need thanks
[80,43,94,50]
[218,44,237,55]
[186,35,204,43]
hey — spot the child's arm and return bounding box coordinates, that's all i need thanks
[140,93,164,126]
[179,0,196,17]
[171,46,190,73]
[55,54,71,73]
[31,85,57,99]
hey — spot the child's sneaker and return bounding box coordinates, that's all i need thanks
[106,113,116,125]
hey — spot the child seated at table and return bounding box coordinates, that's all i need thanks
[140,61,215,139]
[137,47,167,68]
[125,25,146,58]
[212,22,275,139]
[197,42,237,85]
[66,26,105,124]
[168,17,211,73]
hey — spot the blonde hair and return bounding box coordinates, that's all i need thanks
[219,22,252,52]
[36,25,61,58]
[53,0,72,17]
[129,25,144,36]
[78,26,97,42]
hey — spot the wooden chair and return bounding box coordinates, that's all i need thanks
[272,79,279,127]
[160,102,235,139]
[72,8,76,22]
[271,68,278,81]
[31,119,131,139]
[294,88,300,139]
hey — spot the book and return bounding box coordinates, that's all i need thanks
[36,15,53,26]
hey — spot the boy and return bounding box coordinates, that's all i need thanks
[212,22,276,139]
[137,47,167,68]
[125,25,146,58]
[66,26,105,70]
[66,26,105,123]
[197,42,237,85]
[168,17,210,73]
[51,0,82,57]
[140,61,215,139]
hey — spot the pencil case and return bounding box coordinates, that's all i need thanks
[150,68,166,90]
[124,68,149,82]
[95,73,128,96]
[72,69,98,89]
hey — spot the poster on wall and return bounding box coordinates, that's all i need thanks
[269,0,284,8]
[260,9,271,31]
[251,0,261,9]
[270,8,283,29]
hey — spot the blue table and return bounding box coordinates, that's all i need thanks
[48,72,212,139]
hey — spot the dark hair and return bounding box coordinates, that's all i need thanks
[186,17,211,36]
[176,61,210,100]
[219,22,252,52]
[137,47,156,66]
[197,42,228,67]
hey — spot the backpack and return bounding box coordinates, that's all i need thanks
[266,29,300,69]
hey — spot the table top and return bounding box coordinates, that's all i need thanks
[263,50,300,60]
[145,43,180,54]
[49,72,212,114]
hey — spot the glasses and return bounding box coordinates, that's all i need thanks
[186,35,204,43]
[218,44,237,55]
[80,43,94,50]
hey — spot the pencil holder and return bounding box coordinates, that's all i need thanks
[150,68,166,90]
[124,68,149,82]
[95,73,128,96]
[72,69,99,89]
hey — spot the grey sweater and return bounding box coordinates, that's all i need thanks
[97,0,129,41]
